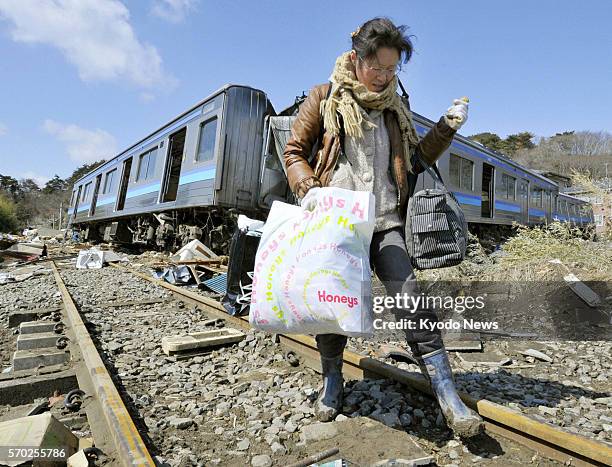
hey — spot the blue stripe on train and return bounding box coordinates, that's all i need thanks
[452,192,481,206]
[495,200,521,213]
[96,196,116,207]
[126,183,161,199]
[122,168,215,202]
[179,167,216,185]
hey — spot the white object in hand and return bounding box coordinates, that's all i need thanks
[300,186,321,209]
[444,97,469,130]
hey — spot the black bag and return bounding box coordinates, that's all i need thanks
[405,153,468,270]
[221,228,261,316]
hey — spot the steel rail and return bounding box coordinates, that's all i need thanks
[52,262,155,466]
[111,263,611,466]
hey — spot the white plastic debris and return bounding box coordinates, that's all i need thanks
[237,214,265,233]
[76,248,128,269]
[170,239,218,262]
[153,265,193,285]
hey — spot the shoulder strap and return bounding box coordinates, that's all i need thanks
[398,78,409,99]
[414,150,449,192]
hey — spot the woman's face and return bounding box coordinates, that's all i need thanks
[350,47,400,93]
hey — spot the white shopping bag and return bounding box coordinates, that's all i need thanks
[250,187,375,337]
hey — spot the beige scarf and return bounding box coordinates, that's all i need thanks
[320,51,419,171]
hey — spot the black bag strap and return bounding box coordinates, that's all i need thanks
[398,78,409,99]
[416,151,449,190]
[407,149,453,200]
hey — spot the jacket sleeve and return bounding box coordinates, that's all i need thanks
[283,85,326,199]
[411,116,457,174]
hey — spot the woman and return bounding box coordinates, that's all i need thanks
[283,17,482,438]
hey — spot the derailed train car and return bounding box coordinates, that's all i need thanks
[69,85,272,251]
[68,84,593,251]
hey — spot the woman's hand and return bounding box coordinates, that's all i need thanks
[444,97,469,130]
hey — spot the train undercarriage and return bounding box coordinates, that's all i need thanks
[77,206,246,255]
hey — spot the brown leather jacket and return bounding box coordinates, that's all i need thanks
[283,83,457,216]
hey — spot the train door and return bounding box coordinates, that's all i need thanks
[161,127,187,203]
[552,194,558,222]
[519,180,529,223]
[89,174,102,216]
[481,163,495,218]
[116,157,133,211]
[72,185,82,217]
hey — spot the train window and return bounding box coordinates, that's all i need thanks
[82,182,91,202]
[501,174,516,200]
[136,148,158,181]
[530,186,543,207]
[449,154,473,190]
[196,118,218,162]
[103,169,116,194]
[146,150,157,179]
[449,155,460,186]
[461,159,474,190]
[70,190,76,207]
[519,181,528,200]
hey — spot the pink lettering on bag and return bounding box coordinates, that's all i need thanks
[351,202,365,219]
[317,290,359,308]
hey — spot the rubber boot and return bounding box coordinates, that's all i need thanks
[314,354,344,422]
[419,348,484,437]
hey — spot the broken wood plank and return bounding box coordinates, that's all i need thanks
[161,328,245,355]
[519,349,553,363]
[548,259,602,307]
[444,332,483,351]
[457,349,512,366]
[563,273,602,307]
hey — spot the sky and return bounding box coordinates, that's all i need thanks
[0,0,610,186]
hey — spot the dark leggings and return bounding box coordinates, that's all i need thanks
[316,227,443,358]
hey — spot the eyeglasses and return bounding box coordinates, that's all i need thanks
[358,56,402,77]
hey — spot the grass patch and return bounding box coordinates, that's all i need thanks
[485,221,612,281]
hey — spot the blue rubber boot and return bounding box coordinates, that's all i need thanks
[315,334,346,422]
[420,348,484,437]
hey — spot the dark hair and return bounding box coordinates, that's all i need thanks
[351,17,414,64]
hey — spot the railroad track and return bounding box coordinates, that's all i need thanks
[46,259,611,466]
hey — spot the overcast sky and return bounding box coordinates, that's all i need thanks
[0,0,610,186]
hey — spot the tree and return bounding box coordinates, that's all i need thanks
[468,132,503,152]
[19,178,41,194]
[43,175,68,194]
[503,132,535,154]
[65,160,106,188]
[0,174,20,200]
[548,131,612,156]
[0,192,17,233]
